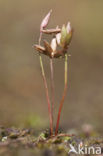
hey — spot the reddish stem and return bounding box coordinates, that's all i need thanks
[55,84,67,135]
[55,54,68,135]
[42,70,53,135]
[39,34,53,135]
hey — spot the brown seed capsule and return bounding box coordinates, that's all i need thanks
[34,45,46,54]
[41,28,61,34]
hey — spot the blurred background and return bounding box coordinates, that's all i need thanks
[0,0,103,133]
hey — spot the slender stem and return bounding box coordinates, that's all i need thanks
[39,55,53,135]
[50,58,54,128]
[55,54,68,135]
[38,33,53,135]
[39,32,42,45]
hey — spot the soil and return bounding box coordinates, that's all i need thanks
[0,126,103,156]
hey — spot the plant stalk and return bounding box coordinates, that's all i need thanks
[55,54,68,135]
[39,34,53,135]
[50,58,54,128]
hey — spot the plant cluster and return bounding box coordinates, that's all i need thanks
[34,10,73,136]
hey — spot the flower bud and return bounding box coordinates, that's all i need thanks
[40,10,52,32]
[60,24,72,47]
[51,38,57,52]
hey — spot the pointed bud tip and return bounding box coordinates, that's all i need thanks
[66,22,71,33]
[56,25,59,29]
[49,9,52,13]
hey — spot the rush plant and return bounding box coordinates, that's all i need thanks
[34,10,73,136]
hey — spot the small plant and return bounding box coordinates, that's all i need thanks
[34,10,73,136]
